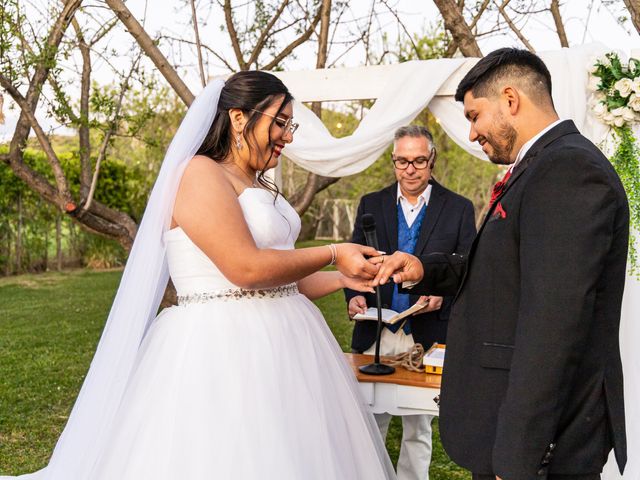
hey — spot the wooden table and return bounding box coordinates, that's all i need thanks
[345,353,441,416]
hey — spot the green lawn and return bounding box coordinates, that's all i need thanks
[0,269,469,479]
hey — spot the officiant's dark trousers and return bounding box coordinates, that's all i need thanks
[472,474,601,480]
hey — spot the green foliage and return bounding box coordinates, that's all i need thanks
[0,146,147,273]
[396,27,448,63]
[610,126,640,274]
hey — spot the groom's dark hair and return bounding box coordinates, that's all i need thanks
[455,48,554,109]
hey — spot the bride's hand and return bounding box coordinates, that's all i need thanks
[334,243,380,279]
[340,274,375,294]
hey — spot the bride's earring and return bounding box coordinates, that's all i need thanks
[236,132,243,151]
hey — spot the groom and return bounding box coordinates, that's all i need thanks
[372,48,628,480]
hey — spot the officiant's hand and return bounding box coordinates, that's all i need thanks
[370,251,423,286]
[335,243,380,279]
[412,295,443,315]
[347,295,368,319]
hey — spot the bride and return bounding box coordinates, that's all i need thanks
[1,71,396,479]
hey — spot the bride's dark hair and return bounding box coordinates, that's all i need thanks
[196,71,293,196]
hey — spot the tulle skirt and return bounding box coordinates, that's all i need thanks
[88,293,395,479]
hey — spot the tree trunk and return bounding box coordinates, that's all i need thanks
[3,230,10,276]
[624,0,640,35]
[44,226,49,271]
[289,0,339,216]
[433,0,482,57]
[56,214,63,271]
[16,193,22,274]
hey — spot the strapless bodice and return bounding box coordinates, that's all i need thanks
[164,188,301,295]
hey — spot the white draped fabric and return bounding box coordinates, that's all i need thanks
[280,42,636,478]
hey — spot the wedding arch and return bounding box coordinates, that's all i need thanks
[268,42,638,480]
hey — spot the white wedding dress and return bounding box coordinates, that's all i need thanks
[85,188,395,479]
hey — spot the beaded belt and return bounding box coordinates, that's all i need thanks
[177,283,299,306]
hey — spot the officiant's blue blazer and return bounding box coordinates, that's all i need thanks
[344,179,476,353]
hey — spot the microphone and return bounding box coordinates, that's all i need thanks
[361,214,380,252]
[358,214,395,376]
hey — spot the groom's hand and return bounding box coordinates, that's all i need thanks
[370,251,424,286]
[334,243,380,279]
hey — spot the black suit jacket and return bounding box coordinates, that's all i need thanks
[405,121,628,479]
[345,179,476,353]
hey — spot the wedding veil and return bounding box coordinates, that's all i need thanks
[1,79,225,480]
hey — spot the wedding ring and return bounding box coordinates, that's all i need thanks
[381,255,385,263]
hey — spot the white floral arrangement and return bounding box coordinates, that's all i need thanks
[588,53,640,127]
[588,52,640,275]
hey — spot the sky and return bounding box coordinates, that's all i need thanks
[2,0,640,141]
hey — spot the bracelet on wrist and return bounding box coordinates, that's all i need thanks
[327,244,337,265]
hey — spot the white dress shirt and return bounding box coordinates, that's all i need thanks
[510,118,564,172]
[397,183,432,227]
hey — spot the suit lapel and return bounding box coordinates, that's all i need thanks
[476,154,534,235]
[456,120,580,299]
[380,183,398,253]
[414,181,445,254]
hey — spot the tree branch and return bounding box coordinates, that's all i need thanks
[10,0,83,158]
[260,7,322,70]
[433,0,482,57]
[72,17,93,200]
[223,0,247,70]
[246,0,290,67]
[158,34,235,71]
[82,53,141,214]
[550,0,569,48]
[89,16,118,46]
[495,0,535,53]
[189,0,206,87]
[0,76,72,204]
[105,0,195,106]
[469,0,490,30]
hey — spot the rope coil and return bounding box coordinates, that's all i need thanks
[385,343,425,372]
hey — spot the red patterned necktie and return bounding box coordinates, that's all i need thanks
[489,169,512,207]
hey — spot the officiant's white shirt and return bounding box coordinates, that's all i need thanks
[397,183,432,227]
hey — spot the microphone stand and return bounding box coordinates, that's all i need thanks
[359,271,395,376]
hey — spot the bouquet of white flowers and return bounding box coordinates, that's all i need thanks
[589,52,640,127]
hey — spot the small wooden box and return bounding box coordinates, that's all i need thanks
[423,344,446,375]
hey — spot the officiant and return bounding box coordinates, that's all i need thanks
[344,125,476,480]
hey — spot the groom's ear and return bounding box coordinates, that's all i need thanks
[228,108,247,132]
